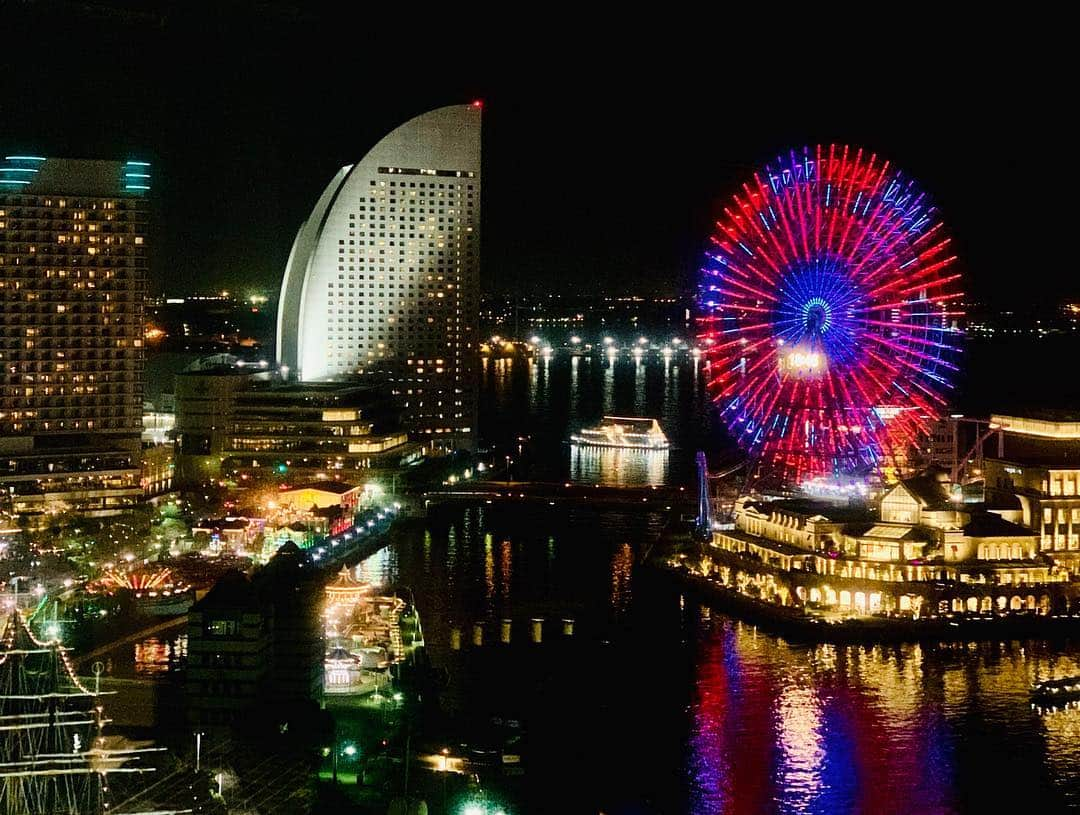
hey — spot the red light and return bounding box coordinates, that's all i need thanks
[471,100,483,109]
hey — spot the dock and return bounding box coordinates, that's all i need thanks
[423,480,695,514]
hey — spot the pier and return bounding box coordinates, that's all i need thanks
[424,480,695,514]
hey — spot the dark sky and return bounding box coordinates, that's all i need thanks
[1,3,1070,306]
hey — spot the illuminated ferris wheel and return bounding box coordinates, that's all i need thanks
[698,145,963,488]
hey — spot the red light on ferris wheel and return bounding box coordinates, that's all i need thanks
[471,100,483,109]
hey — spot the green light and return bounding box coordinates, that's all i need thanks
[342,744,357,757]
[277,463,288,473]
[4,156,46,161]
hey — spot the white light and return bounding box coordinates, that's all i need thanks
[603,336,614,345]
[570,336,581,344]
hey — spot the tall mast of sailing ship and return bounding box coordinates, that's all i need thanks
[0,609,185,815]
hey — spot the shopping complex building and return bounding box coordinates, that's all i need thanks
[174,364,420,486]
[983,412,1080,573]
[697,470,1080,622]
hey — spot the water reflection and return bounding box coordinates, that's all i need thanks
[689,618,1080,813]
[610,542,633,613]
[569,443,669,486]
[479,349,721,486]
[354,543,395,586]
[133,633,187,677]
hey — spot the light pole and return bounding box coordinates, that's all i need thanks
[505,455,512,486]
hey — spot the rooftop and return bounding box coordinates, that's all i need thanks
[963,513,1038,538]
[193,570,262,611]
[718,528,816,558]
[282,481,359,495]
[745,498,875,525]
[896,469,952,509]
[991,434,1080,467]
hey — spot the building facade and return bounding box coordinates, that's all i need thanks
[173,365,257,484]
[0,156,149,522]
[703,469,1071,618]
[174,368,420,486]
[185,570,272,730]
[277,104,481,451]
[983,413,1080,572]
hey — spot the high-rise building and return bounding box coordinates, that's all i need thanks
[277,104,481,451]
[0,156,149,522]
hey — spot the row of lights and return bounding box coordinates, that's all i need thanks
[514,334,705,359]
[310,503,401,562]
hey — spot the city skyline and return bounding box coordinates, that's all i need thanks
[2,5,1072,306]
[6,8,1080,814]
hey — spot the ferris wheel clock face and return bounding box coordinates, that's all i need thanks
[698,145,963,487]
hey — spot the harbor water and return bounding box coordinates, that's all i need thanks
[366,347,1080,813]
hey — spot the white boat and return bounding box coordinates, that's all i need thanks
[570,416,671,450]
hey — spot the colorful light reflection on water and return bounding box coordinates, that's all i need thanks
[358,504,1080,814]
[688,616,1080,814]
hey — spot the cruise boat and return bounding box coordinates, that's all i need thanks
[570,416,671,450]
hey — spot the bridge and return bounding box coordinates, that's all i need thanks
[424,480,695,513]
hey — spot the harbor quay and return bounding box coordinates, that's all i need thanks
[663,468,1080,637]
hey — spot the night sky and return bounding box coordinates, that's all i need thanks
[2,4,1069,306]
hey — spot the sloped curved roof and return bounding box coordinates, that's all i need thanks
[276,104,481,379]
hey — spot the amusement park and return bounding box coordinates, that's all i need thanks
[672,145,1080,634]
